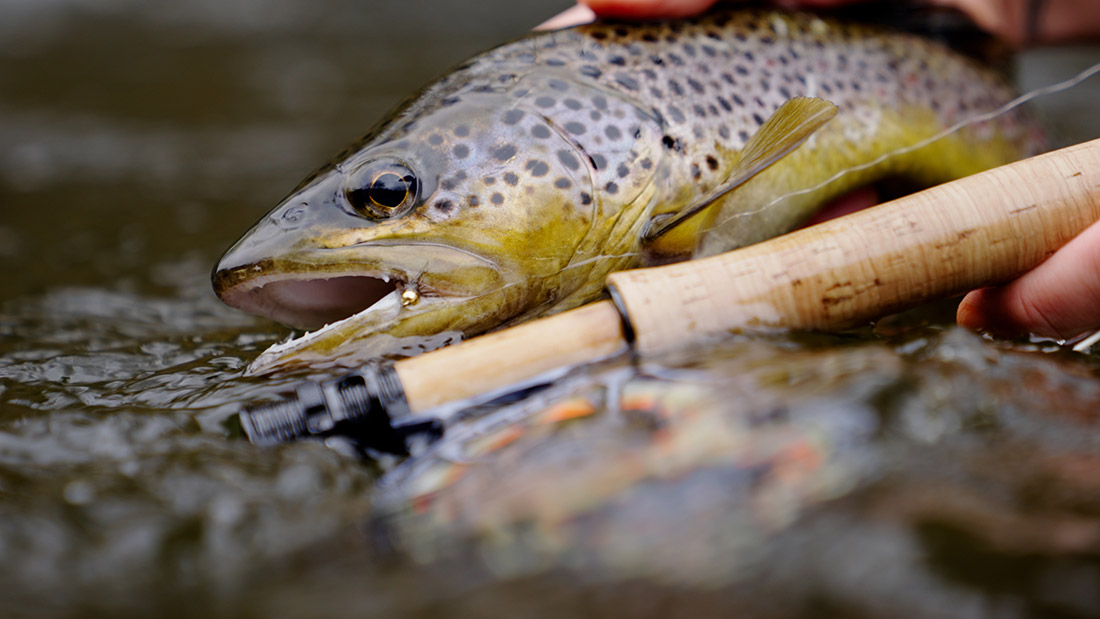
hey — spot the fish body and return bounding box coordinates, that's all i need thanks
[213,9,1042,373]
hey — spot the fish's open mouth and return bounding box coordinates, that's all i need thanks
[217,273,401,331]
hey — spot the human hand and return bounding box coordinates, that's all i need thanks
[956,219,1100,343]
[542,0,1099,46]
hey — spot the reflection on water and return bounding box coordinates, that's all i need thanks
[1,0,1099,616]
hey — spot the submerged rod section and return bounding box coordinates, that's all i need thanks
[241,138,1100,450]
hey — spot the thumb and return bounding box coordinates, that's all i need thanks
[957,218,1100,340]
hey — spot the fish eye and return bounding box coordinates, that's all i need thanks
[345,162,420,219]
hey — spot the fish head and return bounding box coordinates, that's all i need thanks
[213,81,620,370]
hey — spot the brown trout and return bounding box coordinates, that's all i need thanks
[213,9,1041,374]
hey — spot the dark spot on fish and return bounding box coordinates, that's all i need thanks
[441,97,461,106]
[564,98,582,110]
[557,149,581,171]
[402,121,416,132]
[531,125,552,139]
[502,109,524,125]
[546,57,566,67]
[592,96,608,110]
[468,194,480,207]
[669,80,684,96]
[580,192,592,205]
[454,125,470,137]
[642,68,657,80]
[591,154,607,170]
[535,96,556,108]
[453,144,469,158]
[735,65,749,76]
[591,31,608,40]
[642,33,658,43]
[491,192,505,206]
[483,176,495,185]
[693,104,706,118]
[717,96,732,112]
[493,145,517,161]
[706,30,722,40]
[760,36,774,45]
[516,52,536,63]
[564,121,586,135]
[650,55,664,66]
[683,43,696,57]
[616,163,629,178]
[718,125,730,139]
[778,86,791,98]
[609,55,626,66]
[605,181,619,194]
[732,94,744,106]
[526,159,550,177]
[667,106,685,123]
[441,178,457,191]
[632,125,642,139]
[590,110,603,121]
[428,134,444,146]
[668,53,684,66]
[549,79,568,91]
[738,129,750,142]
[707,104,718,116]
[761,79,770,91]
[580,65,602,78]
[640,158,652,169]
[615,75,638,91]
[690,164,701,180]
[554,177,572,189]
[504,172,519,186]
[702,45,716,57]
[605,125,622,140]
[706,155,719,171]
[435,199,454,213]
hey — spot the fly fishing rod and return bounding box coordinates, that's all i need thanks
[240,137,1100,451]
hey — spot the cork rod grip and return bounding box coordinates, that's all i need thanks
[608,137,1100,357]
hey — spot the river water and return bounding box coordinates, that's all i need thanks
[1,1,1099,617]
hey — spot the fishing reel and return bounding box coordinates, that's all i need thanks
[238,363,441,455]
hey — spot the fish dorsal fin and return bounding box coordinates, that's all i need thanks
[643,96,838,242]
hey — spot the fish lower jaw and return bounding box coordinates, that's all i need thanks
[261,287,405,358]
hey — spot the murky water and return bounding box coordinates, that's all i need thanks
[2,1,1099,617]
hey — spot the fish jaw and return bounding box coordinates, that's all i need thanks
[243,285,517,374]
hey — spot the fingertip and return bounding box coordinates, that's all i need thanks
[581,0,721,19]
[955,289,986,332]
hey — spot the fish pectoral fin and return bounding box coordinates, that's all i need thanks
[643,96,838,242]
